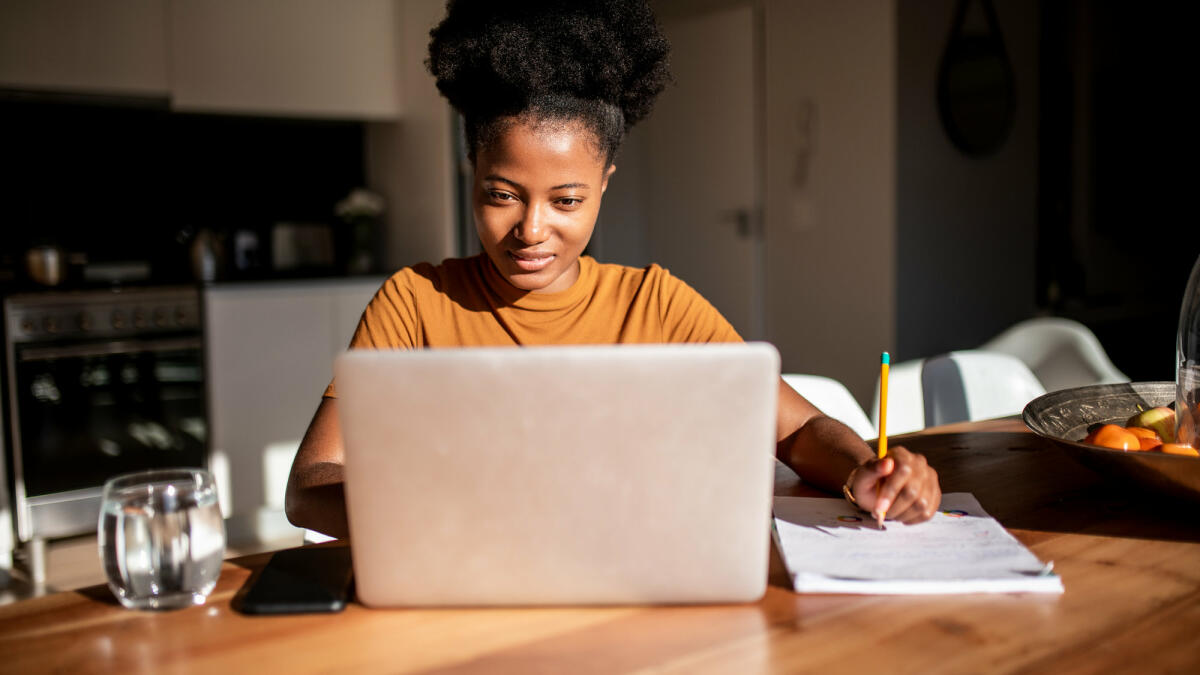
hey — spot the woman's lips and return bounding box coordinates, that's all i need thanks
[508,250,555,272]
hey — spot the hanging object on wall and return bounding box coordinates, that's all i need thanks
[936,0,1016,157]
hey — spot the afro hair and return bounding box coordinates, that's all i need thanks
[427,0,671,163]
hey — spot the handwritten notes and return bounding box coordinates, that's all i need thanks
[772,493,1064,594]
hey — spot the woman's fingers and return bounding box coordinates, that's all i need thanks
[855,446,940,524]
[850,456,892,512]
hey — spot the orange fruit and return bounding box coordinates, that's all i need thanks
[1125,426,1161,441]
[1137,436,1163,451]
[1083,424,1140,451]
[1160,443,1199,457]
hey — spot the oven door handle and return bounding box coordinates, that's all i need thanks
[17,336,204,362]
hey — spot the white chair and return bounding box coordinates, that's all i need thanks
[980,317,1129,392]
[869,358,926,436]
[870,350,1047,431]
[782,374,875,440]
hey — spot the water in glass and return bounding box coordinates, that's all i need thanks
[98,468,225,610]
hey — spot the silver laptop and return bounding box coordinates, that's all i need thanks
[335,343,779,607]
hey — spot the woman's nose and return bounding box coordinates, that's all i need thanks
[514,204,549,244]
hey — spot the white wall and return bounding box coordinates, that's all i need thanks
[763,0,897,406]
[592,126,652,268]
[895,0,1039,363]
[366,0,457,271]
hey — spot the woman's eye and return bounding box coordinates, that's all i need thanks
[556,198,583,208]
[488,191,515,202]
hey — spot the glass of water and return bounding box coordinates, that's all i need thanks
[1179,253,1200,448]
[98,468,226,610]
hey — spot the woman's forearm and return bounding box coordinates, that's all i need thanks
[285,398,351,539]
[285,461,350,539]
[776,414,875,494]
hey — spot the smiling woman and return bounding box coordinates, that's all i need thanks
[473,122,615,294]
[284,0,942,540]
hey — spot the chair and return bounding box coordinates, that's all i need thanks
[782,374,875,440]
[979,317,1129,392]
[869,358,927,436]
[870,350,1048,431]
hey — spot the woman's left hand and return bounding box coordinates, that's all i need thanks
[846,445,941,524]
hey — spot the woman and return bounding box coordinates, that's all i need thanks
[286,0,939,539]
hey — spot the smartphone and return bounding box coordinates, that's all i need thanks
[238,546,354,614]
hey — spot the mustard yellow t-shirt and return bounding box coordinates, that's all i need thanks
[324,254,741,397]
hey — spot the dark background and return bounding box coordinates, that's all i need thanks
[1035,2,1197,382]
[0,97,365,284]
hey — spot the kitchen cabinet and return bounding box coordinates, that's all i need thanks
[0,0,169,97]
[169,0,401,119]
[204,277,382,532]
[1,0,401,120]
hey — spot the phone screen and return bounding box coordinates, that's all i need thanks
[238,546,354,614]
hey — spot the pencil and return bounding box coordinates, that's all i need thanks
[875,351,890,530]
[878,351,889,459]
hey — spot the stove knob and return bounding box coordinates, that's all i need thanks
[133,309,147,329]
[78,313,93,331]
[111,310,125,329]
[175,308,189,326]
[154,309,168,327]
[20,319,35,334]
[43,316,58,333]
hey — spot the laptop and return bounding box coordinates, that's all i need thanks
[335,342,780,607]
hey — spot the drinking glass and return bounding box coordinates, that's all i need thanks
[1178,253,1200,448]
[98,468,225,610]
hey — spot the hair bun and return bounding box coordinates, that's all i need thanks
[428,0,671,130]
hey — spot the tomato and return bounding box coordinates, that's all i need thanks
[1082,424,1140,451]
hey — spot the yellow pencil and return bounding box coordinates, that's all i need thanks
[875,351,890,529]
[878,351,889,459]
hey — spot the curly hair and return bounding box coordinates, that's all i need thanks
[427,0,671,164]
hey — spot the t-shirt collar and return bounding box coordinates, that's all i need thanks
[479,254,596,311]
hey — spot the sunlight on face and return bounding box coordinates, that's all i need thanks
[472,120,615,294]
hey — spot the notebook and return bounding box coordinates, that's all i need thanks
[772,492,1064,594]
[335,343,780,607]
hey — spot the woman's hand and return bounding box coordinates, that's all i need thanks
[846,445,941,524]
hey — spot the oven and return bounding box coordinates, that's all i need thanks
[3,286,207,584]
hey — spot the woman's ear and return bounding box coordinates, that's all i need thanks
[601,164,617,193]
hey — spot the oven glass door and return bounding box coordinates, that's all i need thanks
[13,336,207,497]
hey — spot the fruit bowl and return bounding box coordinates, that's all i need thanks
[1023,382,1200,503]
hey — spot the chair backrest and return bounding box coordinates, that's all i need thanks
[869,358,927,436]
[870,350,1048,432]
[980,317,1128,392]
[782,374,875,440]
[920,350,1046,427]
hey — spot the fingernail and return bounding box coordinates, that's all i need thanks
[877,498,890,515]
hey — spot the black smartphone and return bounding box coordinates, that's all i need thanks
[238,546,354,614]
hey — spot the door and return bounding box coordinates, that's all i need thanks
[643,3,762,338]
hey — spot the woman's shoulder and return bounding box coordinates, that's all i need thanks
[382,256,483,294]
[589,258,694,297]
[589,258,674,284]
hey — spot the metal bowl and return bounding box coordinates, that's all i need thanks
[1023,382,1200,503]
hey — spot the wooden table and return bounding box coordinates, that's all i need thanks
[3,419,1199,673]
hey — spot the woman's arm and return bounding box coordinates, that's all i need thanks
[775,378,940,524]
[285,398,351,539]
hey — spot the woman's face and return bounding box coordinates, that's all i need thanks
[472,120,614,294]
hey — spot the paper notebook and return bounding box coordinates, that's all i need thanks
[772,492,1064,595]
